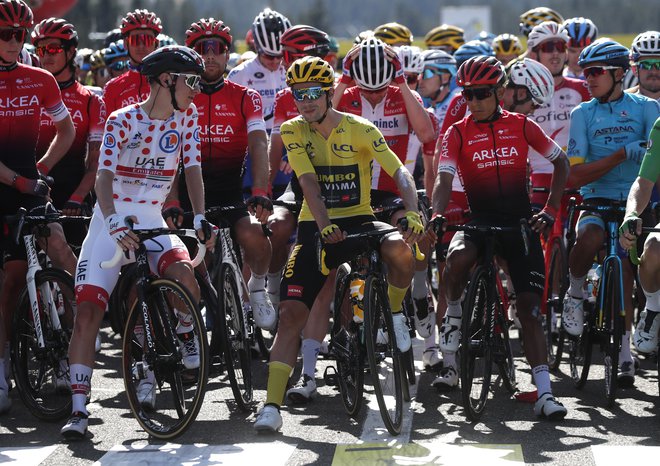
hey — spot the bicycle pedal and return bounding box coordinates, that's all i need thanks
[323,366,339,387]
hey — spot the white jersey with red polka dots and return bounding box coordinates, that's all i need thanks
[99,103,201,206]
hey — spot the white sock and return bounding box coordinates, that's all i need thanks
[412,270,428,300]
[70,364,92,415]
[301,339,321,379]
[424,324,437,350]
[643,288,660,313]
[248,272,266,293]
[446,300,462,319]
[619,330,632,363]
[567,273,586,299]
[443,351,456,368]
[532,364,551,397]
[267,270,282,296]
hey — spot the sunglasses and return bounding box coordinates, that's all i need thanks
[535,41,567,54]
[291,86,331,101]
[261,52,283,60]
[0,28,26,43]
[638,59,660,71]
[462,87,495,101]
[126,33,157,48]
[108,60,130,72]
[36,44,65,57]
[194,39,227,56]
[582,65,620,78]
[171,72,201,90]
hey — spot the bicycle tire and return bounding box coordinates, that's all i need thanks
[216,263,253,411]
[364,275,403,435]
[460,266,493,422]
[108,263,137,337]
[400,293,416,402]
[11,268,75,421]
[546,239,567,370]
[122,279,209,439]
[568,307,592,389]
[494,305,516,394]
[603,260,622,407]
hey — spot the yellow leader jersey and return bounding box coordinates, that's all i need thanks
[281,113,404,222]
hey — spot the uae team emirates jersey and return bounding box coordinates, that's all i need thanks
[99,104,201,206]
[438,110,562,220]
[103,70,151,116]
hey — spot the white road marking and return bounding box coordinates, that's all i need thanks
[0,445,58,466]
[592,445,660,466]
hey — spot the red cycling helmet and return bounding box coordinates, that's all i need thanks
[120,9,162,36]
[31,18,78,46]
[280,25,330,56]
[0,0,33,29]
[185,18,232,47]
[456,55,505,87]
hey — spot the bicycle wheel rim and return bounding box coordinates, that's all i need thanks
[546,240,566,370]
[603,260,622,406]
[11,269,74,421]
[364,276,403,435]
[495,309,516,394]
[569,314,592,388]
[122,279,208,439]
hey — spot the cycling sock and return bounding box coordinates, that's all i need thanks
[265,361,293,407]
[424,324,437,350]
[175,309,194,334]
[70,364,92,415]
[446,300,462,319]
[267,270,282,296]
[643,288,660,313]
[443,351,456,368]
[301,339,321,379]
[248,272,267,292]
[387,283,408,313]
[412,270,428,300]
[619,330,632,363]
[567,273,587,299]
[532,364,551,397]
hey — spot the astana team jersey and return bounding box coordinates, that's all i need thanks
[568,93,660,200]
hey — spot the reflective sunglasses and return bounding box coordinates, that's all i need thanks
[108,60,130,72]
[638,59,660,71]
[0,28,27,43]
[462,87,495,101]
[583,65,620,78]
[291,86,331,101]
[171,72,201,90]
[194,39,227,56]
[126,33,157,48]
[36,44,65,57]
[535,41,567,54]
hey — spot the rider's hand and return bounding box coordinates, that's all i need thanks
[105,214,139,251]
[398,210,424,244]
[36,162,54,187]
[279,154,293,175]
[62,195,83,216]
[246,188,273,224]
[624,140,647,165]
[426,213,446,244]
[320,223,346,244]
[619,212,641,251]
[530,205,557,234]
[162,200,184,229]
[339,45,360,86]
[12,174,50,198]
[384,45,405,85]
[194,214,215,249]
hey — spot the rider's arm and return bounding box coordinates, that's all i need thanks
[398,87,435,143]
[298,172,333,231]
[69,141,101,203]
[431,128,459,216]
[36,113,76,175]
[331,45,359,109]
[268,133,285,186]
[244,89,269,195]
[625,177,654,219]
[95,169,117,218]
[628,117,660,216]
[184,165,206,216]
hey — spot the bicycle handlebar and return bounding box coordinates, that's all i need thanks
[4,206,91,245]
[444,219,531,256]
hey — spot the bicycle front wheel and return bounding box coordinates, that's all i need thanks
[602,260,623,407]
[494,305,516,394]
[545,239,567,370]
[11,269,75,421]
[460,267,493,422]
[568,308,592,389]
[122,279,209,439]
[364,275,403,436]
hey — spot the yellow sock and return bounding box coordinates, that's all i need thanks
[388,283,408,313]
[265,361,293,407]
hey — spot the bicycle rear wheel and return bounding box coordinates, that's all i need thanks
[331,264,364,417]
[122,279,208,439]
[11,269,75,421]
[460,267,493,422]
[602,260,623,407]
[545,239,567,370]
[216,263,253,411]
[494,306,516,394]
[364,275,403,435]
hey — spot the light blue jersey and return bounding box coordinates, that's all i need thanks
[567,92,660,200]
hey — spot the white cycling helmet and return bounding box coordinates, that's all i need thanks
[351,37,394,90]
[251,8,291,56]
[506,58,554,106]
[630,31,660,62]
[622,67,639,90]
[527,21,570,51]
[396,45,423,74]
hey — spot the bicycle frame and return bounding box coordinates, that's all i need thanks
[596,219,625,327]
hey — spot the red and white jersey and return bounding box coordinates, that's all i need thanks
[408,108,440,171]
[337,85,421,193]
[528,77,589,174]
[103,70,151,117]
[438,110,562,219]
[99,104,201,206]
[436,91,469,193]
[271,88,298,136]
[227,57,287,131]
[193,79,265,193]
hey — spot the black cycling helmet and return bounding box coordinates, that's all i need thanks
[141,45,204,78]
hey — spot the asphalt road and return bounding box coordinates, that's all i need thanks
[1,322,659,466]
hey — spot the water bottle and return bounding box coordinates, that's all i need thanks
[349,278,365,323]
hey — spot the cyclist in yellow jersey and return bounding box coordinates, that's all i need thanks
[254,56,424,433]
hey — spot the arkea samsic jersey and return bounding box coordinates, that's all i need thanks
[103,70,150,116]
[99,103,201,206]
[0,63,69,179]
[281,113,403,222]
[439,109,563,220]
[36,80,105,206]
[227,57,287,131]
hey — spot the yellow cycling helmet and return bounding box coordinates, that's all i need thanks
[519,7,564,37]
[492,33,523,56]
[424,24,465,51]
[286,56,335,86]
[374,22,413,46]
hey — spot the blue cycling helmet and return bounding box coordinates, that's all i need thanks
[578,38,629,68]
[454,40,495,67]
[471,31,496,45]
[102,40,128,65]
[422,49,457,76]
[562,17,598,48]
